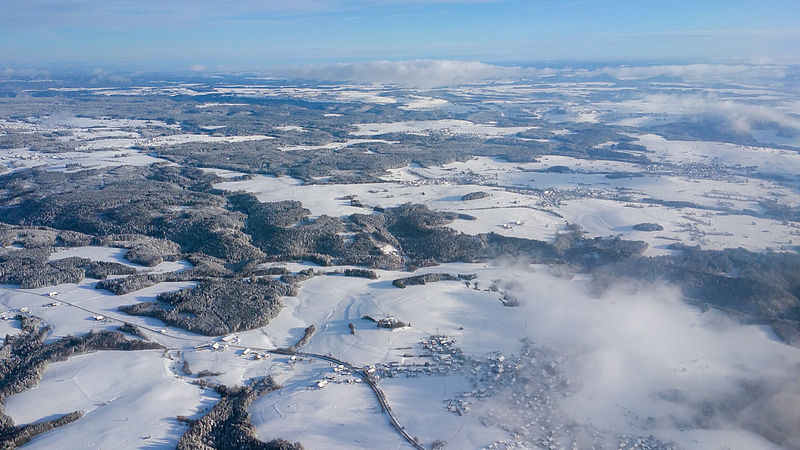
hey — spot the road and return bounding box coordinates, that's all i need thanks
[295,351,426,450]
[0,286,426,450]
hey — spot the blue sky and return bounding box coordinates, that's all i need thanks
[1,0,799,69]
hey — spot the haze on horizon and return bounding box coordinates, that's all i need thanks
[1,0,799,71]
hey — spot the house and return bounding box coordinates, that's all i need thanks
[377,316,408,329]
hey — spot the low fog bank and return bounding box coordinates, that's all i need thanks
[491,265,800,449]
[274,59,523,89]
[272,60,794,88]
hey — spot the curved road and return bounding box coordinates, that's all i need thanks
[295,351,426,450]
[0,287,426,450]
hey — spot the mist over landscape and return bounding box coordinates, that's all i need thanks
[1,1,800,449]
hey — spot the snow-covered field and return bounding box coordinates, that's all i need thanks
[636,134,800,176]
[4,134,800,446]
[68,132,275,151]
[3,73,800,449]
[0,116,276,172]
[400,95,449,110]
[2,238,799,449]
[249,361,399,449]
[278,138,397,152]
[4,351,218,449]
[351,119,535,137]
[0,147,170,172]
[48,246,192,274]
[214,150,800,255]
[276,263,800,449]
[3,238,796,449]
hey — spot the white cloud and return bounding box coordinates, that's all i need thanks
[273,61,795,91]
[583,64,789,83]
[0,67,51,80]
[611,93,800,134]
[494,269,800,447]
[276,60,524,89]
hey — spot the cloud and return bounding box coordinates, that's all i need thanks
[87,68,132,84]
[275,60,525,89]
[611,93,800,134]
[275,61,795,90]
[582,64,791,83]
[491,269,800,447]
[553,63,800,136]
[0,67,51,80]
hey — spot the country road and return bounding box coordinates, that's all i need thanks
[0,286,427,450]
[295,351,426,450]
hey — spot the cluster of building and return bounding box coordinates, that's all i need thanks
[541,185,623,208]
[0,306,30,320]
[373,335,467,379]
[191,334,269,361]
[671,160,734,181]
[312,364,363,389]
[457,341,677,450]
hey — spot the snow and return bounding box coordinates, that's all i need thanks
[0,116,274,153]
[155,85,399,105]
[244,261,800,449]
[48,246,192,274]
[144,133,276,147]
[0,281,198,342]
[0,317,21,343]
[261,263,532,364]
[0,115,278,174]
[278,138,397,152]
[249,362,398,449]
[400,96,449,110]
[546,108,601,123]
[274,125,306,132]
[215,152,800,254]
[215,173,566,244]
[351,119,535,137]
[4,350,218,449]
[41,116,179,130]
[199,167,250,178]
[332,90,396,105]
[4,76,800,449]
[0,147,169,172]
[559,199,796,255]
[379,375,506,448]
[637,134,800,176]
[1,249,797,449]
[67,128,141,140]
[195,102,248,108]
